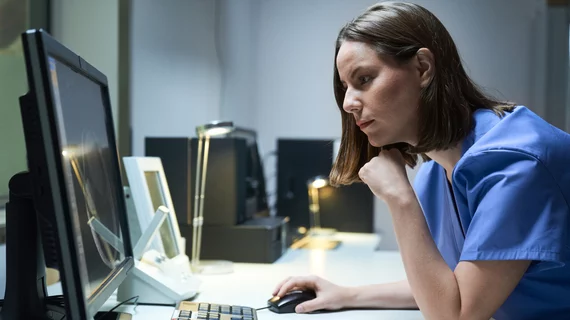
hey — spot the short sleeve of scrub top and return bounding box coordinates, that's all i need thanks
[453,149,570,273]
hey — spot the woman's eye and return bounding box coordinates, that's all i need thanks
[359,76,371,85]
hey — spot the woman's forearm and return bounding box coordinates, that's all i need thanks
[387,192,462,319]
[344,279,418,309]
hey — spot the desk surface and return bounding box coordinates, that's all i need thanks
[1,233,424,319]
[103,233,422,319]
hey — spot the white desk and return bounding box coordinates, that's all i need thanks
[1,233,423,319]
[100,233,423,319]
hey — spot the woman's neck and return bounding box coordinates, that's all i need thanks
[425,142,463,183]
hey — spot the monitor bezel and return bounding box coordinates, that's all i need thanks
[20,29,134,319]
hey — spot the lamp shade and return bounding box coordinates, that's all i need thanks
[196,121,234,137]
[307,175,329,189]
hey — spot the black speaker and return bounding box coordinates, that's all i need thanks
[276,139,374,233]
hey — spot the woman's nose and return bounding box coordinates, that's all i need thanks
[343,89,362,113]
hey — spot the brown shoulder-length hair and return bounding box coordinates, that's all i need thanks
[330,1,514,186]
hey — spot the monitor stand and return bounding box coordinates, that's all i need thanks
[0,171,65,320]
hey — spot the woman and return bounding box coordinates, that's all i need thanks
[272,2,570,320]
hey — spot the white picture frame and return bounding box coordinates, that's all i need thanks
[122,156,184,259]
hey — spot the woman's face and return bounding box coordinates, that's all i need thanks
[336,41,423,148]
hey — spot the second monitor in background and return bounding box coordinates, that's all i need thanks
[121,156,199,305]
[276,139,374,237]
[123,156,184,258]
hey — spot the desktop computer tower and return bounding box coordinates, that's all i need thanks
[145,136,282,263]
[178,216,289,263]
[276,138,374,234]
[146,137,255,227]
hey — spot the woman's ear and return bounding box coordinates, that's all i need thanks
[415,48,434,88]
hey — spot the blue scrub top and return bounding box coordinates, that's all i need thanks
[413,106,570,320]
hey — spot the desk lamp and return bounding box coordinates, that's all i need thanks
[191,120,234,274]
[306,176,337,236]
[298,176,340,250]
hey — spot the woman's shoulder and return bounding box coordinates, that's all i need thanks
[460,105,570,170]
[454,106,570,197]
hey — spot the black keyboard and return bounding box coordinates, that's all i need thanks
[171,301,257,320]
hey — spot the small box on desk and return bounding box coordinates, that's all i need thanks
[180,216,290,263]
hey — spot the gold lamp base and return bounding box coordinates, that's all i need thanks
[191,259,233,275]
[291,229,341,250]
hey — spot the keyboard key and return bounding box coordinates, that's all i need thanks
[210,305,220,313]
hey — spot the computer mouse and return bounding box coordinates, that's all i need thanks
[267,290,317,314]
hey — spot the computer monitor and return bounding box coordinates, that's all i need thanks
[0,29,134,320]
[276,139,374,236]
[122,156,184,259]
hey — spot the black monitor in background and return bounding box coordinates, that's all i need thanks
[276,139,374,236]
[0,29,134,320]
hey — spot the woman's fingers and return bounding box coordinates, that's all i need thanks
[272,276,292,296]
[276,275,318,298]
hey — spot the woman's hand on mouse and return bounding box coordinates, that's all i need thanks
[272,275,352,313]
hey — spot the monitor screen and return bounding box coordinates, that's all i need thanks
[144,170,179,258]
[48,56,125,299]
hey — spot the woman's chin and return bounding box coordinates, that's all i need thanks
[368,137,382,148]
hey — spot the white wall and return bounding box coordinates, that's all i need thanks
[543,5,570,131]
[217,0,260,128]
[130,0,222,156]
[250,0,547,250]
[50,0,120,134]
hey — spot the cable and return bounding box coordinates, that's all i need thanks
[255,306,269,311]
[95,295,139,320]
[133,302,175,307]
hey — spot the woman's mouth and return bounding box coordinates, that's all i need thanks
[357,120,374,130]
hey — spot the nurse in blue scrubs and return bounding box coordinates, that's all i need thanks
[272,2,570,319]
